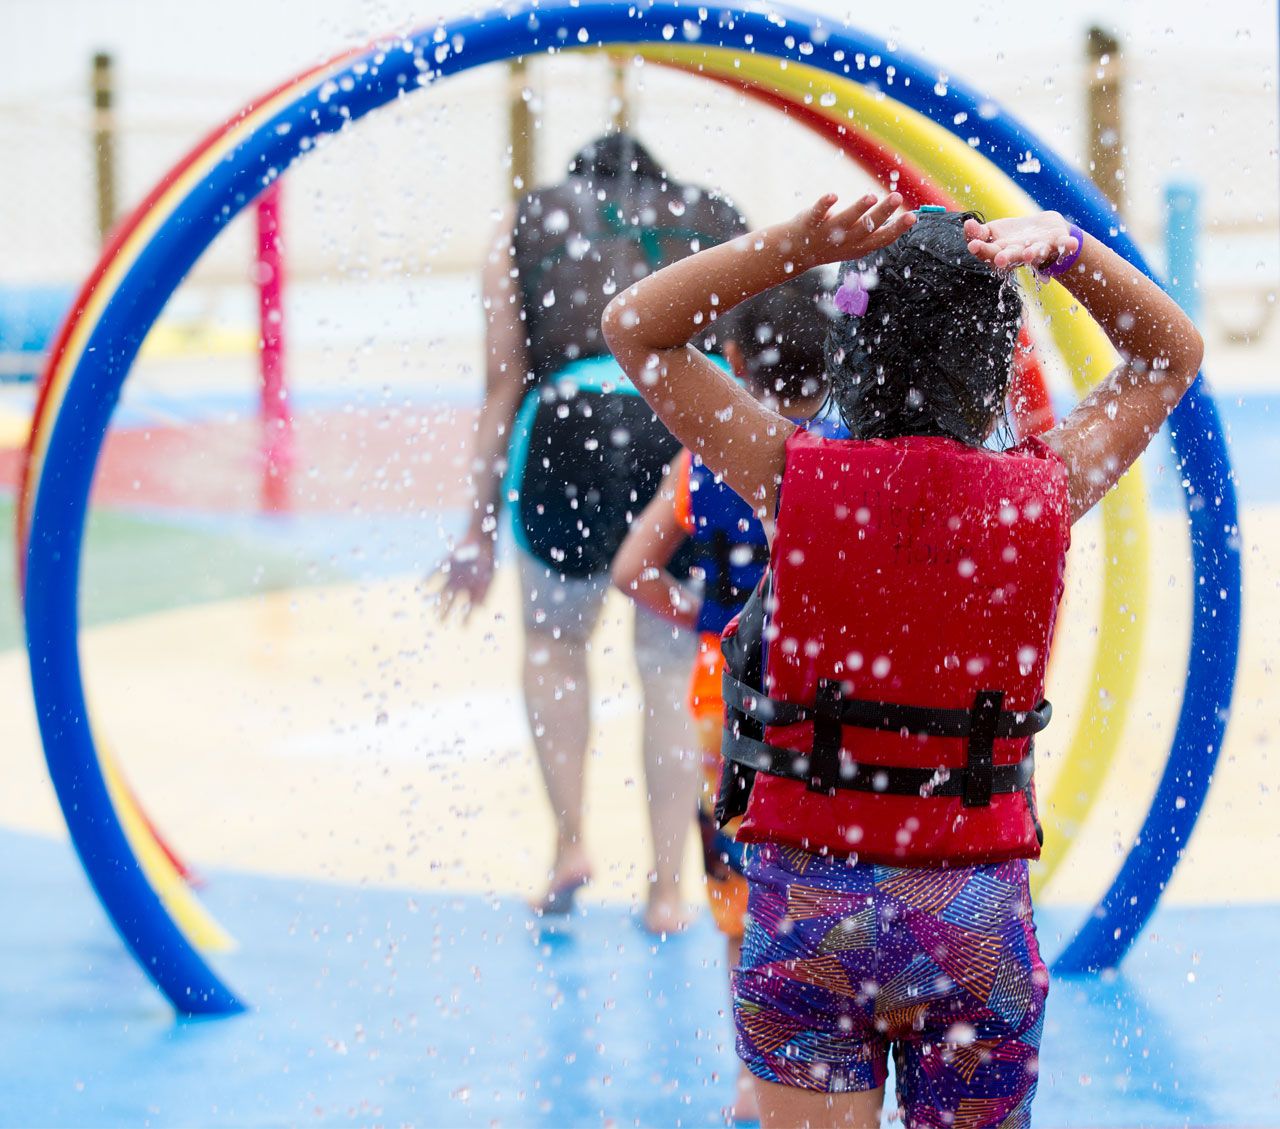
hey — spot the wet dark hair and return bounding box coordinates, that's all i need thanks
[711,271,832,407]
[825,211,1022,445]
[566,132,667,182]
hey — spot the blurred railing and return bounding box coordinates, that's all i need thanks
[0,40,1275,379]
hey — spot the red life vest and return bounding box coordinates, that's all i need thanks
[723,428,1070,866]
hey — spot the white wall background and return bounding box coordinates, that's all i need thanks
[1,0,1276,298]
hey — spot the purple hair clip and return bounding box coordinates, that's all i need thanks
[834,270,870,317]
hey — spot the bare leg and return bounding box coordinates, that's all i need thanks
[519,556,604,906]
[634,604,699,932]
[754,1080,885,1129]
[523,626,594,895]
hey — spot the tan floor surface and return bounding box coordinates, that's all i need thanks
[2,507,1276,912]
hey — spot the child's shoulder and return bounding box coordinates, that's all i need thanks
[801,413,850,441]
[1002,434,1067,469]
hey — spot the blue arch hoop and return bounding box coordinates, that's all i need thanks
[23,0,1240,1012]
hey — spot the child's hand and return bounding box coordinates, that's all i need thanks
[787,192,915,269]
[428,534,496,624]
[963,214,1077,273]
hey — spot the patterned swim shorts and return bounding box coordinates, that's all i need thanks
[733,843,1048,1126]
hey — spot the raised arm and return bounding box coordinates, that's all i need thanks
[603,193,914,527]
[965,214,1204,523]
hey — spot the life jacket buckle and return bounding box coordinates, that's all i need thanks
[806,680,845,795]
[962,689,1004,807]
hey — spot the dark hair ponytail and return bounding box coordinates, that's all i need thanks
[825,211,1022,445]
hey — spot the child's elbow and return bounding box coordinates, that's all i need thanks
[609,556,637,597]
[1170,322,1204,388]
[601,295,627,352]
[1186,325,1205,376]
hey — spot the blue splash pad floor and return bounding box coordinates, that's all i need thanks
[2,830,1277,1128]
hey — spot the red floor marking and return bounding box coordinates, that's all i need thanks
[0,446,21,496]
[2,405,478,515]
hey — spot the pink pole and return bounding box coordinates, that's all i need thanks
[255,179,292,511]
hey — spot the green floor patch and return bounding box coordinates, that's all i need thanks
[0,500,341,652]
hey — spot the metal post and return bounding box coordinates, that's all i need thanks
[507,57,535,199]
[256,180,292,512]
[610,58,631,132]
[1164,182,1201,323]
[91,51,118,244]
[1086,27,1125,216]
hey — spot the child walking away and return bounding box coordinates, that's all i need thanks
[603,195,1202,1127]
[610,271,836,1122]
[435,134,747,931]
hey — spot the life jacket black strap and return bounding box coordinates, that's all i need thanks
[720,670,1044,808]
[963,690,1003,808]
[807,680,845,795]
[720,720,1036,800]
[721,670,1051,739]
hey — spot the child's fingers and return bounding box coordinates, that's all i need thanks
[814,193,907,256]
[993,242,1029,269]
[818,193,880,250]
[966,238,1000,263]
[861,211,915,253]
[848,197,910,253]
[805,193,840,226]
[457,595,476,626]
[963,217,991,242]
[858,192,905,233]
[435,584,457,622]
[828,192,880,229]
[1034,241,1057,264]
[1055,233,1079,257]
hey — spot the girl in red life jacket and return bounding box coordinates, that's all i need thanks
[602,195,1202,1129]
[610,272,833,1122]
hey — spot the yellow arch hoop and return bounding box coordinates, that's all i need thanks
[99,740,236,953]
[641,45,1150,892]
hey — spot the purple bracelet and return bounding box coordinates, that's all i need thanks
[1039,223,1085,279]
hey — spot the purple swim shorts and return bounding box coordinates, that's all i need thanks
[733,843,1048,1126]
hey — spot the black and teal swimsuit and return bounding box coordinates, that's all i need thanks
[504,168,746,578]
[505,354,730,579]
